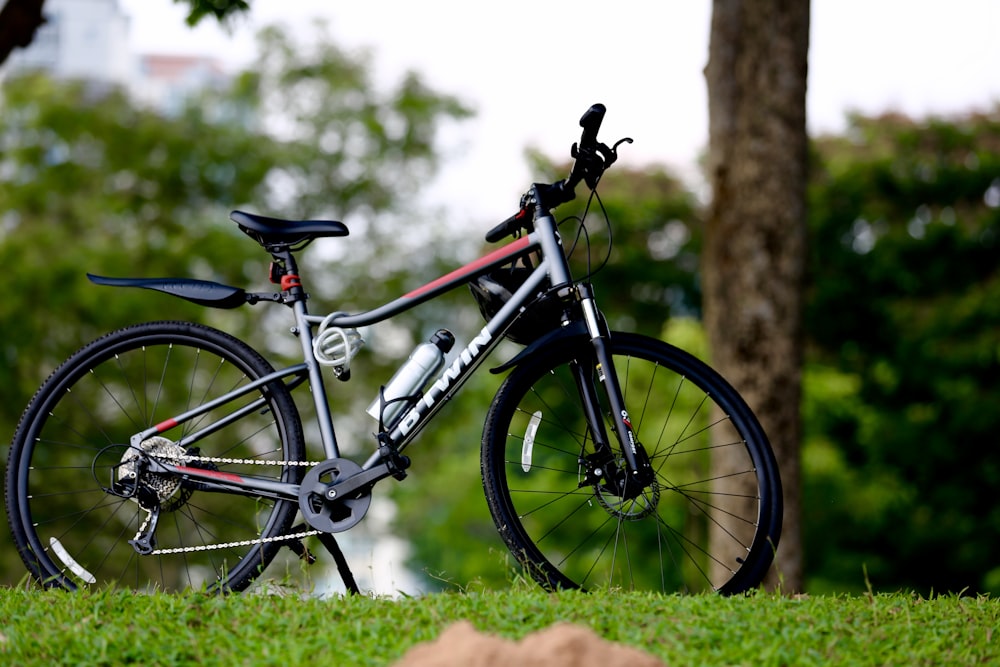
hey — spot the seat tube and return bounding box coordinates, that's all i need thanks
[293,300,340,459]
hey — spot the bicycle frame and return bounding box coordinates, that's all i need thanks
[9,103,783,596]
[129,202,647,503]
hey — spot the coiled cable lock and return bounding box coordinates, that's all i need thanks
[312,312,364,379]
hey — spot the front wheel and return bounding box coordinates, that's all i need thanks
[5,321,306,592]
[481,332,782,594]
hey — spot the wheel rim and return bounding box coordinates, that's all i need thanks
[13,329,301,592]
[491,338,777,593]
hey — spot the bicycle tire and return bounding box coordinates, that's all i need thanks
[481,331,782,594]
[5,321,306,593]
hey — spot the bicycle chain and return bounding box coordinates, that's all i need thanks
[176,453,324,467]
[148,525,321,555]
[135,452,324,555]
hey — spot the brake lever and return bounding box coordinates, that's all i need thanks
[575,137,633,189]
[604,137,633,167]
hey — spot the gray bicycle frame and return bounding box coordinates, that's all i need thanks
[126,209,612,498]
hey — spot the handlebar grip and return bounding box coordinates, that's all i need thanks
[485,209,528,243]
[578,103,606,148]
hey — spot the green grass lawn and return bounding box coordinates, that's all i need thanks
[1,585,996,666]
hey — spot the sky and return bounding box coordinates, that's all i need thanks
[118,0,1000,223]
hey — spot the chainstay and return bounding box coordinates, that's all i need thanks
[139,454,324,554]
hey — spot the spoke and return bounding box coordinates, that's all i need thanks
[105,356,145,432]
[528,492,599,546]
[572,518,616,588]
[652,370,685,458]
[12,328,303,592]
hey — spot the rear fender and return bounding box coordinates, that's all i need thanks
[87,273,250,309]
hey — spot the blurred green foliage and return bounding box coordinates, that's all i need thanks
[174,0,250,27]
[2,20,998,595]
[801,109,1000,595]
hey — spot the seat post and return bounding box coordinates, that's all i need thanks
[269,246,307,303]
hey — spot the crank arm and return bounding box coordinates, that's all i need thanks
[321,460,400,501]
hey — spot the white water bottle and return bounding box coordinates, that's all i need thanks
[367,329,455,426]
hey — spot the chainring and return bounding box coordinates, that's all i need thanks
[298,458,372,533]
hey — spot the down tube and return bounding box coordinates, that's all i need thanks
[363,260,552,468]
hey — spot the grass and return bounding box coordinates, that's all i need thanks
[0,583,997,666]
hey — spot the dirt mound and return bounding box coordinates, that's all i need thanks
[391,620,665,667]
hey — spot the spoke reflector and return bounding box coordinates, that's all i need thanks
[522,410,542,472]
[49,537,96,584]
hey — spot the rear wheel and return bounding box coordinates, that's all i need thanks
[481,332,782,594]
[5,321,305,592]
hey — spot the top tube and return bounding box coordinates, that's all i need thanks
[310,234,538,329]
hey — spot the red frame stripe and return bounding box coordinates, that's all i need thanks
[404,236,531,299]
[175,466,246,484]
[155,418,178,433]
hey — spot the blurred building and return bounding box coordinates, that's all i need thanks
[132,53,229,113]
[4,0,228,109]
[6,0,132,85]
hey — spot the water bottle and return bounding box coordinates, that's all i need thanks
[367,329,455,426]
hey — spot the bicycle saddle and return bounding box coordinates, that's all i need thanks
[230,210,349,247]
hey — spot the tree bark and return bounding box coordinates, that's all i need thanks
[704,0,809,592]
[0,0,46,67]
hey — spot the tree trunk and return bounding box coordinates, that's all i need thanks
[704,0,809,593]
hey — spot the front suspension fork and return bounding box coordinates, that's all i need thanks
[573,284,654,490]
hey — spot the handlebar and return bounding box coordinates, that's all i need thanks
[578,103,607,153]
[485,103,630,242]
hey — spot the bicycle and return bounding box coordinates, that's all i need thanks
[5,104,782,595]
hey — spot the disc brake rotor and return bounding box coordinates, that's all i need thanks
[595,482,660,520]
[592,460,661,521]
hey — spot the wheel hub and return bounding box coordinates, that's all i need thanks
[580,452,661,520]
